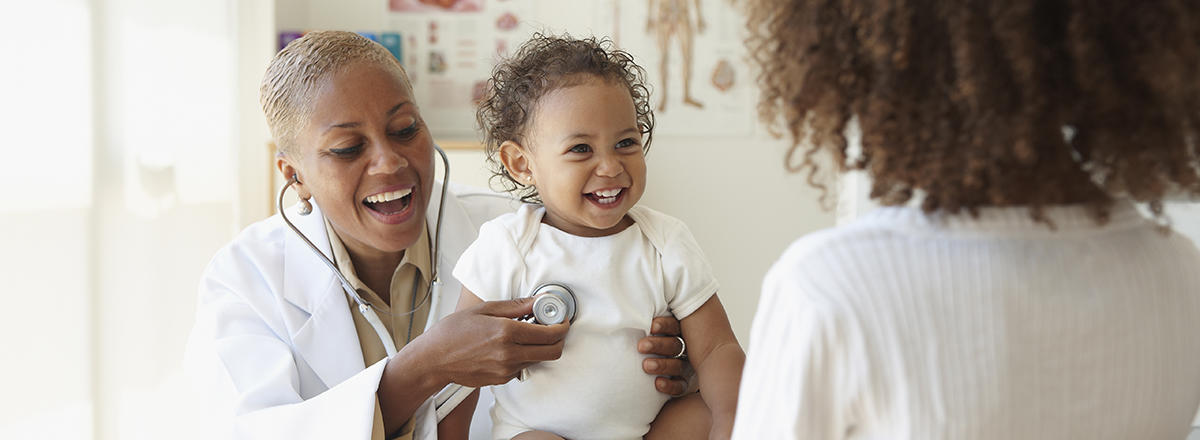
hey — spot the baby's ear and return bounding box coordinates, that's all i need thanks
[499,140,534,186]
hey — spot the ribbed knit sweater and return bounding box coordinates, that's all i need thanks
[732,201,1200,439]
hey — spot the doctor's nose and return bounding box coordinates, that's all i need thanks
[367,144,408,176]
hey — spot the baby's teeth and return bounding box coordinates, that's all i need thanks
[594,188,622,197]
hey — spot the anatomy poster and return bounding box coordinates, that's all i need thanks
[388,0,753,140]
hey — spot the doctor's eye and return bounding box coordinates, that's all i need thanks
[568,144,592,154]
[329,144,364,157]
[388,122,420,140]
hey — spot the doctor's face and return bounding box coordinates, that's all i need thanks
[284,61,435,261]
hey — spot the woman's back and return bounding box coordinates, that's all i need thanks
[735,202,1200,438]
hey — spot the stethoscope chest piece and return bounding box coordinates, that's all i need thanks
[530,283,577,325]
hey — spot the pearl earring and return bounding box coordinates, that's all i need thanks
[292,174,313,216]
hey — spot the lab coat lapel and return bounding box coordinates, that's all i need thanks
[281,202,367,390]
[425,182,473,328]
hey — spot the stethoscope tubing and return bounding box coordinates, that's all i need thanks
[277,144,453,357]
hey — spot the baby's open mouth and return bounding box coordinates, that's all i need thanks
[363,188,412,215]
[585,188,623,205]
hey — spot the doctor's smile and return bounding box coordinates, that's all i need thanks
[362,184,417,225]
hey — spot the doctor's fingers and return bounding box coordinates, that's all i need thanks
[511,339,566,363]
[637,335,686,358]
[654,376,689,397]
[475,297,536,319]
[649,315,682,336]
[505,320,569,345]
[642,357,687,377]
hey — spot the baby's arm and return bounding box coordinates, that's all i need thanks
[435,288,487,439]
[436,387,478,440]
[679,295,745,439]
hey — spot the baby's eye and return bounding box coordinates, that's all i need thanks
[616,138,639,149]
[568,144,592,154]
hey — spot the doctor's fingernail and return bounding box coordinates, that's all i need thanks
[652,323,662,333]
[646,359,659,369]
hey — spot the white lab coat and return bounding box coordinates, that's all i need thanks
[184,182,518,439]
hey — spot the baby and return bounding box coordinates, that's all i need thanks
[447,34,745,439]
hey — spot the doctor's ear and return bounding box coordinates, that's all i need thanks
[499,140,534,186]
[276,158,312,200]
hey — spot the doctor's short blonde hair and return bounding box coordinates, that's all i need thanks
[261,30,411,155]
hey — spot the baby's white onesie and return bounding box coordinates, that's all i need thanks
[453,204,718,440]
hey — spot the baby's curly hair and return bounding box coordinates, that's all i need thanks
[745,0,1200,223]
[476,33,655,203]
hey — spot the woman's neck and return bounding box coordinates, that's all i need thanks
[347,248,403,305]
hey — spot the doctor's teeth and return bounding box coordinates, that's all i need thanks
[365,188,412,204]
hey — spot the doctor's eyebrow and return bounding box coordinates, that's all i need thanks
[385,102,409,116]
[321,102,411,134]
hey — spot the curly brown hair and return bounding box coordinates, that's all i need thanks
[476,33,655,203]
[745,1,1200,222]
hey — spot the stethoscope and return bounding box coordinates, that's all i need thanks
[277,144,579,420]
[278,144,452,357]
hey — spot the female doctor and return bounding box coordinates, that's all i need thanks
[184,31,697,439]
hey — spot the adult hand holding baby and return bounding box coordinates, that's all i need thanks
[640,315,693,396]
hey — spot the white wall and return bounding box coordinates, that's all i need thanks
[0,1,264,439]
[0,1,95,438]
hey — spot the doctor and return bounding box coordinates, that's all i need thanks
[185,31,697,439]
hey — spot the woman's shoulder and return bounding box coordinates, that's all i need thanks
[203,213,291,283]
[774,218,902,267]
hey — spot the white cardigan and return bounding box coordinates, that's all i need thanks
[733,202,1200,439]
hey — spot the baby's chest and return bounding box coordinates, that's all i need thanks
[519,238,669,331]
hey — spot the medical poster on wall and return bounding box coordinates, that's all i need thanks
[387,0,754,141]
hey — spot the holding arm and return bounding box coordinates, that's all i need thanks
[435,289,570,439]
[387,295,566,436]
[185,250,566,439]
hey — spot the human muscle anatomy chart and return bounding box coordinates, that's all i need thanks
[647,0,705,112]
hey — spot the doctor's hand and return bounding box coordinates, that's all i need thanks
[420,297,569,387]
[639,315,695,397]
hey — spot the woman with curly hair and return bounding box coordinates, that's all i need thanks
[733,1,1200,438]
